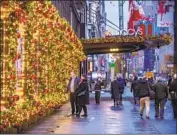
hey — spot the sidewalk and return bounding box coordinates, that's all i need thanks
[24,87,176,134]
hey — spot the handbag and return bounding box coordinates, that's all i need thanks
[148,83,155,100]
[78,90,86,97]
[170,91,177,99]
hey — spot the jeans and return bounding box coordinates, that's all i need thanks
[70,93,78,114]
[140,97,150,117]
[95,91,101,104]
[155,98,167,117]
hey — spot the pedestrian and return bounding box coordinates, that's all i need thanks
[111,76,120,106]
[168,75,172,87]
[137,77,151,119]
[66,70,80,115]
[153,77,168,119]
[94,77,102,105]
[169,74,177,119]
[131,76,139,105]
[117,74,126,105]
[75,74,89,117]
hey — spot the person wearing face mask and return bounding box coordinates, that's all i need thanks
[66,70,80,115]
[169,74,177,119]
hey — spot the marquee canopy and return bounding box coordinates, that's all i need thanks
[81,34,172,54]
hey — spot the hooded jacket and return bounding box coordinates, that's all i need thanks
[137,79,150,98]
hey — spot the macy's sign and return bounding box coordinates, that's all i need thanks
[119,27,143,36]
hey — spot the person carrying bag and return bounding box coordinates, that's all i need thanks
[75,74,89,117]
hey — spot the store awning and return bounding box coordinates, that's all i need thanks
[81,34,172,54]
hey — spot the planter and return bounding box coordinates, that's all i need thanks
[16,124,23,133]
[21,120,28,131]
[30,115,38,124]
[1,127,17,134]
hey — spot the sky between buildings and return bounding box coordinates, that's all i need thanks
[105,1,129,35]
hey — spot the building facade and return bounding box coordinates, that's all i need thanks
[128,0,174,75]
[52,0,88,75]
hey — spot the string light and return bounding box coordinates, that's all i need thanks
[0,0,85,132]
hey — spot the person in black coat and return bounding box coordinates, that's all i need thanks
[111,77,120,106]
[131,76,139,105]
[75,74,89,117]
[168,75,172,87]
[153,77,168,119]
[94,77,102,104]
[117,74,126,104]
[137,77,151,119]
[169,74,177,119]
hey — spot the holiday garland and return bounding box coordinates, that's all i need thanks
[0,0,85,132]
[81,34,172,45]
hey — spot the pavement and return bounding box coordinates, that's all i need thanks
[24,87,177,134]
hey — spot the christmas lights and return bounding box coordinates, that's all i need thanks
[0,1,85,133]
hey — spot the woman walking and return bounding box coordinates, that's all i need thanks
[76,74,89,117]
[111,76,120,106]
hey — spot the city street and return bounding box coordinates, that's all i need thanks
[25,88,176,134]
[1,1,177,134]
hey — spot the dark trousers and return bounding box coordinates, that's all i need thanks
[155,98,167,117]
[95,91,101,104]
[78,105,87,115]
[70,93,78,114]
[171,99,177,118]
[114,99,119,106]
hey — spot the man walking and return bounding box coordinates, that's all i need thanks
[94,77,102,104]
[111,76,120,106]
[137,77,151,119]
[67,71,80,115]
[153,77,168,119]
[169,74,177,119]
[131,76,139,105]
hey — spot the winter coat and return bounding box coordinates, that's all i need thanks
[131,80,139,97]
[153,81,168,99]
[137,79,150,98]
[111,80,120,99]
[75,79,89,105]
[169,79,177,93]
[117,78,125,94]
[95,81,102,91]
[66,77,80,93]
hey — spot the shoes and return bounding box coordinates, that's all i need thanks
[160,117,164,119]
[146,116,150,119]
[155,115,159,118]
[81,114,88,117]
[76,114,80,117]
[140,113,143,117]
[72,113,75,115]
[134,100,137,105]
